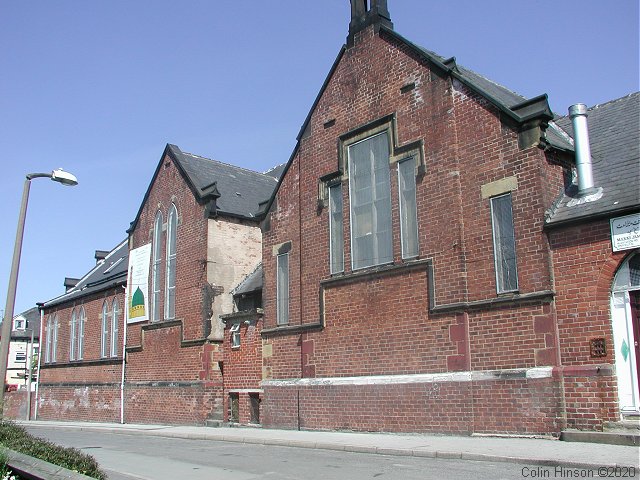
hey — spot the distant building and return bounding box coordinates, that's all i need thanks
[4,307,40,390]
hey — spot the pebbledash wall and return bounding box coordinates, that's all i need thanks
[257,1,633,436]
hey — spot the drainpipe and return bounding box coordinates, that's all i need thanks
[120,285,127,424]
[568,104,595,195]
[34,305,44,420]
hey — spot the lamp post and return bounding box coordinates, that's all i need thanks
[0,169,78,413]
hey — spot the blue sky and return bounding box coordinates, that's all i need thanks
[1,0,638,316]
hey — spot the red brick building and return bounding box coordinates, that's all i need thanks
[258,0,639,435]
[38,241,128,422]
[36,144,277,425]
[546,94,640,431]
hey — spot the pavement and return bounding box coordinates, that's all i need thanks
[17,420,640,471]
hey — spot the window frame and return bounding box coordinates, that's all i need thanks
[52,315,58,363]
[276,252,290,325]
[77,306,85,360]
[347,131,394,271]
[111,299,119,357]
[165,204,178,320]
[152,211,163,322]
[69,308,77,361]
[490,192,519,294]
[230,323,241,348]
[101,301,109,358]
[44,317,52,364]
[398,156,419,259]
[328,182,344,274]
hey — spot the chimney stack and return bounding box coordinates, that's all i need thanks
[568,103,595,195]
[348,0,393,46]
[95,250,109,264]
[64,277,79,292]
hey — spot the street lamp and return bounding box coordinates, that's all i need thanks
[0,169,78,413]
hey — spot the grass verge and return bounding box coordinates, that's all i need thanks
[0,420,106,479]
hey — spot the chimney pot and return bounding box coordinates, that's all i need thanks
[95,250,109,264]
[568,103,596,195]
[64,277,79,292]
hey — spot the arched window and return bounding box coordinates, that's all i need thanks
[52,314,58,363]
[111,299,119,357]
[613,252,640,292]
[77,306,86,360]
[152,211,163,321]
[70,308,77,361]
[45,316,52,363]
[165,204,178,319]
[101,301,109,358]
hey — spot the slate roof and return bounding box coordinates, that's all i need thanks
[128,144,278,233]
[231,264,263,296]
[169,144,277,220]
[264,164,287,181]
[545,92,640,227]
[42,240,129,308]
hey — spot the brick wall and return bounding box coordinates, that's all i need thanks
[37,286,125,422]
[260,24,575,435]
[222,315,263,425]
[125,152,222,424]
[549,219,629,428]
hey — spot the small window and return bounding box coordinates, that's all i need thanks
[13,318,25,331]
[398,157,419,259]
[15,351,26,363]
[277,253,289,325]
[329,183,344,274]
[490,193,518,293]
[230,323,241,348]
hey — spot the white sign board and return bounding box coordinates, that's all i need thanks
[127,243,152,323]
[611,213,640,252]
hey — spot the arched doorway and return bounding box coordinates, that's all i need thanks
[611,251,640,415]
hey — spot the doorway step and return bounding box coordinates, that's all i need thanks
[561,415,639,446]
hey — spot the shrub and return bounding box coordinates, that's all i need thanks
[0,421,106,479]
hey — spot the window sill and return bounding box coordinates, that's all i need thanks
[261,323,323,337]
[322,258,431,288]
[40,357,122,369]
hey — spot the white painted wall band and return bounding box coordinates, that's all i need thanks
[261,366,554,387]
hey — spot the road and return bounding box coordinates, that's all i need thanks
[24,426,598,480]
